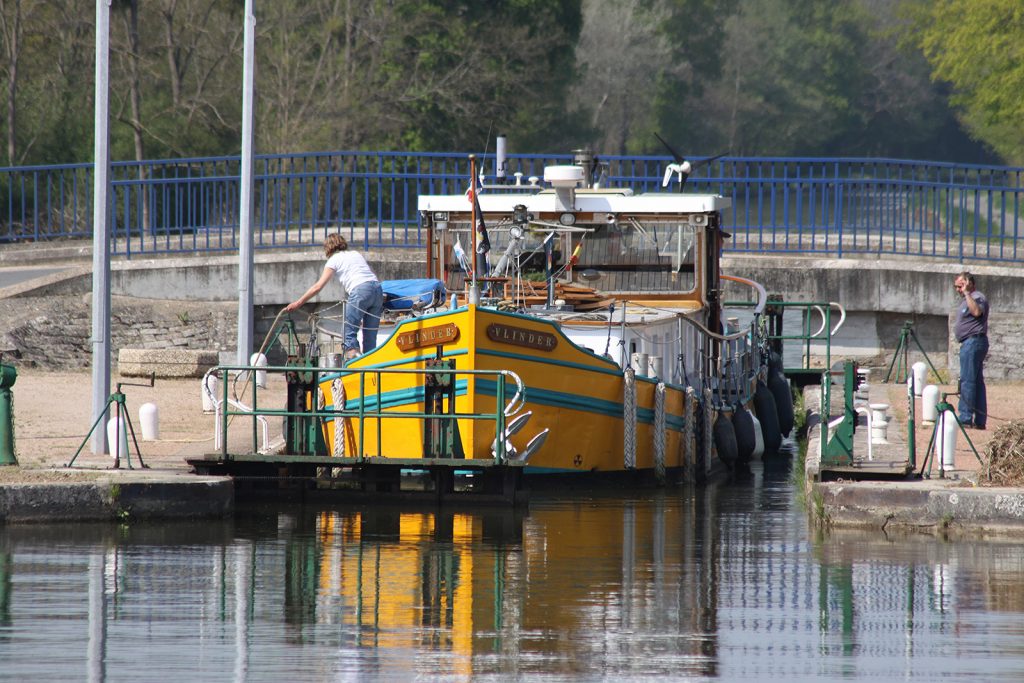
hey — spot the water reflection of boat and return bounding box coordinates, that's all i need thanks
[5,483,1024,679]
[311,154,780,489]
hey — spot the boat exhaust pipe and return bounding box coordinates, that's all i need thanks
[573,149,595,189]
[496,134,507,183]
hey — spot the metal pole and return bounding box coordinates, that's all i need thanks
[907,373,916,470]
[544,233,555,308]
[90,0,112,455]
[467,154,480,304]
[469,155,478,280]
[237,0,256,364]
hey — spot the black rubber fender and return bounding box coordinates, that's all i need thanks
[731,404,756,464]
[768,350,784,376]
[754,380,782,451]
[769,370,794,437]
[713,412,738,469]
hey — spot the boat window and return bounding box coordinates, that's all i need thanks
[438,219,699,297]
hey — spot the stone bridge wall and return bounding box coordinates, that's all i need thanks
[3,250,1022,379]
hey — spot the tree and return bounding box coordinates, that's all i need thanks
[255,0,583,154]
[107,0,241,161]
[908,0,1024,164]
[694,0,869,156]
[0,0,47,165]
[572,0,731,156]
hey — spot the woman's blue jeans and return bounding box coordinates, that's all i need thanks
[958,334,988,428]
[344,281,384,353]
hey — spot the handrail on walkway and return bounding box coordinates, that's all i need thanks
[1,152,1022,263]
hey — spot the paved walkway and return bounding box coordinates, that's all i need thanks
[804,369,1024,537]
[807,367,1003,480]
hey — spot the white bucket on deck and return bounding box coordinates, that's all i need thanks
[911,361,927,396]
[922,385,940,423]
[139,402,159,440]
[106,415,128,459]
[648,355,663,380]
[250,352,268,388]
[631,353,649,376]
[935,411,958,471]
[201,373,218,413]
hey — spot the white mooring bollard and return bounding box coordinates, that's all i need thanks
[139,402,159,441]
[911,361,927,397]
[935,411,958,472]
[250,352,268,388]
[921,385,940,424]
[106,415,128,460]
[869,403,890,445]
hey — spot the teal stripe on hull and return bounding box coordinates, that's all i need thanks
[320,348,470,383]
[477,348,623,378]
[476,379,685,431]
[342,379,468,412]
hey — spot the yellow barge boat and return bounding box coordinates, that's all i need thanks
[192,154,787,501]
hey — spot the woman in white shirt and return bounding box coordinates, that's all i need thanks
[285,234,384,358]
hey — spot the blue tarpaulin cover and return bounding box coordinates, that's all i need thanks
[381,279,446,311]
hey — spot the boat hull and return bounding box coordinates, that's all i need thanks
[318,305,697,477]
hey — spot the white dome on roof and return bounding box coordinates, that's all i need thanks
[544,165,584,188]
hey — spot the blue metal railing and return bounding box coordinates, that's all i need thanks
[1,152,1021,262]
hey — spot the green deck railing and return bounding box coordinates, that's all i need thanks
[208,364,525,464]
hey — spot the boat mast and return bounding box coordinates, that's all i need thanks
[468,154,480,304]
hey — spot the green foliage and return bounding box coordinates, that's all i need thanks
[908,0,1024,163]
[0,0,1003,165]
[793,390,806,436]
[254,0,583,155]
[700,0,870,155]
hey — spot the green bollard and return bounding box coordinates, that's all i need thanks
[0,363,17,466]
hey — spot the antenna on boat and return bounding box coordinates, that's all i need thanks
[467,154,492,304]
[654,132,727,191]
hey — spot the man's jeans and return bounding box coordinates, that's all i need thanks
[958,334,988,428]
[344,281,385,353]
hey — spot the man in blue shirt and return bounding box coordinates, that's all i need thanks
[953,271,989,429]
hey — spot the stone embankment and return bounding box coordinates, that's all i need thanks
[804,379,1024,538]
[0,295,236,370]
[0,469,233,523]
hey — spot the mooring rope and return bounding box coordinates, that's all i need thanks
[685,387,697,477]
[331,378,347,457]
[654,382,666,483]
[624,368,636,469]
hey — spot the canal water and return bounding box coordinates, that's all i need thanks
[2,459,1024,682]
